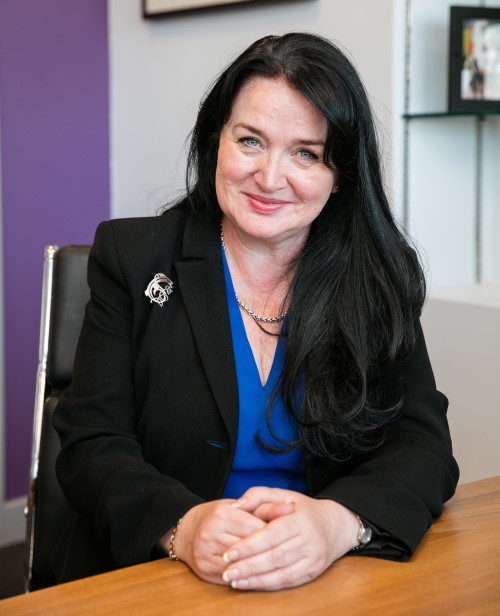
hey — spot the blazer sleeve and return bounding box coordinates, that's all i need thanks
[53,221,205,569]
[310,322,460,560]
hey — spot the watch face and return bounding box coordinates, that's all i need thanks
[361,526,372,545]
[355,515,372,549]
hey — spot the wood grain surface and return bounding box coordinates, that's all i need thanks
[2,476,499,615]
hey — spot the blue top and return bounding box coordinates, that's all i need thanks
[221,249,307,499]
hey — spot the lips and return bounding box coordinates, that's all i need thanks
[245,192,289,213]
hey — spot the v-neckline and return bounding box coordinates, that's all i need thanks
[222,249,281,388]
[240,315,281,388]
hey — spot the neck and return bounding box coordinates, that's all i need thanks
[220,219,304,295]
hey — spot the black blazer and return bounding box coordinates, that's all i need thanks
[52,207,459,582]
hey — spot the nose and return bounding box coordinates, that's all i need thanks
[254,152,288,192]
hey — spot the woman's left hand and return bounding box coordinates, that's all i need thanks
[221,487,360,590]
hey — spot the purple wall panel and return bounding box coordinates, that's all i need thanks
[0,0,110,498]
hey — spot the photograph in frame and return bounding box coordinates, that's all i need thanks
[449,6,500,112]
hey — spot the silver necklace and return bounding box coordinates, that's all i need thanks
[220,226,287,324]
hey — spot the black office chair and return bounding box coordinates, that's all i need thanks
[24,244,91,592]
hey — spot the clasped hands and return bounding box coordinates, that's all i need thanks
[169,487,360,591]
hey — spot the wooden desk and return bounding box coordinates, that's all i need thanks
[2,476,499,615]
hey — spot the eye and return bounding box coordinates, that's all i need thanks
[239,137,260,148]
[297,149,319,162]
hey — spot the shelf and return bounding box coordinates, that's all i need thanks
[403,111,500,119]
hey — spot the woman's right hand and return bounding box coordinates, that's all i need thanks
[160,500,268,585]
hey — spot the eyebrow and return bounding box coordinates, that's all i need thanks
[234,123,326,147]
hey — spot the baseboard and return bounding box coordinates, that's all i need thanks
[0,496,26,548]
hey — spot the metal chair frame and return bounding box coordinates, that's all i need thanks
[24,245,58,593]
[23,244,91,592]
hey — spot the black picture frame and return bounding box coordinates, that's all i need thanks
[449,6,500,112]
[143,0,262,18]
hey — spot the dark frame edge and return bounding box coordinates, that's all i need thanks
[448,5,500,113]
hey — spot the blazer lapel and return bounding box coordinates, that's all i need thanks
[175,214,239,449]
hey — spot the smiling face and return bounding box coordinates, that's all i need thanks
[215,77,338,248]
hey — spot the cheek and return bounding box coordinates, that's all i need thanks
[296,170,335,206]
[215,158,248,214]
[216,150,251,188]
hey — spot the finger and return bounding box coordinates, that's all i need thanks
[204,501,267,537]
[234,487,297,513]
[252,501,295,522]
[228,557,317,591]
[187,527,260,582]
[223,534,303,582]
[175,500,267,578]
[223,514,300,563]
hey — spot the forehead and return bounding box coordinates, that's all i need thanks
[227,77,327,136]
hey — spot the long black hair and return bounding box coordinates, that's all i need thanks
[182,33,426,461]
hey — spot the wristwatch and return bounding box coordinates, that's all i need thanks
[353,514,372,550]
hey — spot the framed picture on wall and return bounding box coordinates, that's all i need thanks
[143,0,261,17]
[448,5,500,112]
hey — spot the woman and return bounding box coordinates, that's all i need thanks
[52,32,459,590]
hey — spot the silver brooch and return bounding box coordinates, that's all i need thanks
[145,273,174,307]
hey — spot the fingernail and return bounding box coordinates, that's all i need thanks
[223,550,239,563]
[231,498,247,508]
[285,499,295,505]
[223,568,239,583]
[231,579,249,590]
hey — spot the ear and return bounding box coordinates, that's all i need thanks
[332,184,340,194]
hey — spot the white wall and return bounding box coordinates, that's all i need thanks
[108,0,397,219]
[481,117,500,282]
[404,0,500,484]
[405,0,500,288]
[422,288,500,484]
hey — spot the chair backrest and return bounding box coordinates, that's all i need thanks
[24,244,91,592]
